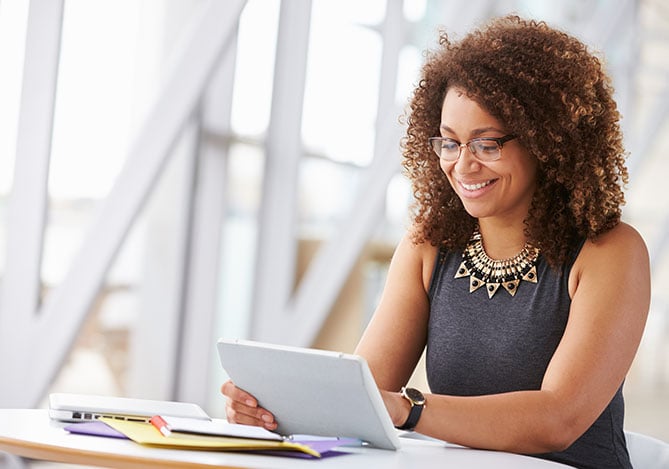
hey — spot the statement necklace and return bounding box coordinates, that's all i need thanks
[454,230,540,299]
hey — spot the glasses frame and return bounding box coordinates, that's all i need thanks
[428,134,517,162]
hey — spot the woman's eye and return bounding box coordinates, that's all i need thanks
[442,140,459,151]
[475,141,498,153]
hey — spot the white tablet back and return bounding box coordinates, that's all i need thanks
[217,338,401,450]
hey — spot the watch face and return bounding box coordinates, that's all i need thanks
[404,387,426,405]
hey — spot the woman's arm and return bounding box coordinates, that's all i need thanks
[378,222,650,454]
[222,231,436,430]
[355,232,437,391]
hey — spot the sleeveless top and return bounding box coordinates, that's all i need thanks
[426,243,632,469]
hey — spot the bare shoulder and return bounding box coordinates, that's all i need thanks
[580,222,648,261]
[395,230,439,290]
[570,222,650,295]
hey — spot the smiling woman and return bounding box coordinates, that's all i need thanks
[360,16,650,468]
[222,15,651,469]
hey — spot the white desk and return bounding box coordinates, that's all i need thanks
[0,409,571,468]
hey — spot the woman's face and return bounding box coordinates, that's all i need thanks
[438,88,537,225]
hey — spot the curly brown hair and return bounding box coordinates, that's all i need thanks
[402,15,627,268]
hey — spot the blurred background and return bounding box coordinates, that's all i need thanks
[0,0,667,452]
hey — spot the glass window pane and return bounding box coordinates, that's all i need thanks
[301,0,385,165]
[230,0,280,136]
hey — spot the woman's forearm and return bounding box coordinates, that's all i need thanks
[386,388,586,454]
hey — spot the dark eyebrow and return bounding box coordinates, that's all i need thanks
[439,124,505,137]
[439,124,456,135]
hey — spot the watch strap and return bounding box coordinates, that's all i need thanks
[396,387,425,431]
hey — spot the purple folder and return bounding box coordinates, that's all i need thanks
[64,420,358,458]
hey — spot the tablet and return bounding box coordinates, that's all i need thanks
[217,338,401,450]
[49,393,210,423]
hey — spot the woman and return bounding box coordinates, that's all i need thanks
[222,16,650,468]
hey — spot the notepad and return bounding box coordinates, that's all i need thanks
[149,415,282,441]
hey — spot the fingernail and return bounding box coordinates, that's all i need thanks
[245,399,255,407]
[261,414,272,423]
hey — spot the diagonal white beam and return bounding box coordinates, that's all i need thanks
[374,0,404,147]
[649,216,669,273]
[0,0,247,408]
[250,0,312,341]
[628,70,669,179]
[176,28,239,407]
[267,0,406,347]
[614,1,639,153]
[0,0,64,395]
[279,124,403,347]
[126,119,201,402]
[580,0,632,48]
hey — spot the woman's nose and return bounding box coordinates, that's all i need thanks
[452,145,481,173]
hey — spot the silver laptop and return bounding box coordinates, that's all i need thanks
[49,392,210,423]
[217,338,401,450]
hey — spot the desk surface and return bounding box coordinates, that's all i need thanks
[0,409,571,468]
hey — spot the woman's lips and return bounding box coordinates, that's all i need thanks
[459,178,497,193]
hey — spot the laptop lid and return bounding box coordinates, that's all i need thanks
[49,393,210,423]
[217,338,401,450]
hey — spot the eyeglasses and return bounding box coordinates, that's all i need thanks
[428,135,517,162]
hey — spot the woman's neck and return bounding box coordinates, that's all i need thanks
[477,219,529,260]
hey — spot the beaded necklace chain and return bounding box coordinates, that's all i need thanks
[454,230,540,299]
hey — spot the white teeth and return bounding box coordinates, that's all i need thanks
[462,180,493,191]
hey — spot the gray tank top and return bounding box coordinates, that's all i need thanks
[427,244,631,469]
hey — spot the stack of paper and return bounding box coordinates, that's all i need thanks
[148,415,283,440]
[64,416,360,459]
[100,417,322,457]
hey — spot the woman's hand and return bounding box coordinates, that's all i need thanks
[220,380,278,430]
[380,389,410,428]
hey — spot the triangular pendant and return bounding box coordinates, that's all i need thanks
[486,282,501,298]
[454,261,470,279]
[522,265,538,283]
[502,279,521,296]
[469,275,486,293]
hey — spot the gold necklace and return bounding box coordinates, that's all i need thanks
[454,230,539,299]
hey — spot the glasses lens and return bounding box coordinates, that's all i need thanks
[470,139,501,161]
[432,138,460,161]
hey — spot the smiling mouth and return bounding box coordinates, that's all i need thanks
[460,179,496,191]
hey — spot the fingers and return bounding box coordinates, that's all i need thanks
[221,380,278,430]
[221,380,257,407]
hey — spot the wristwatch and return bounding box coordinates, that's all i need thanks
[396,386,426,431]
